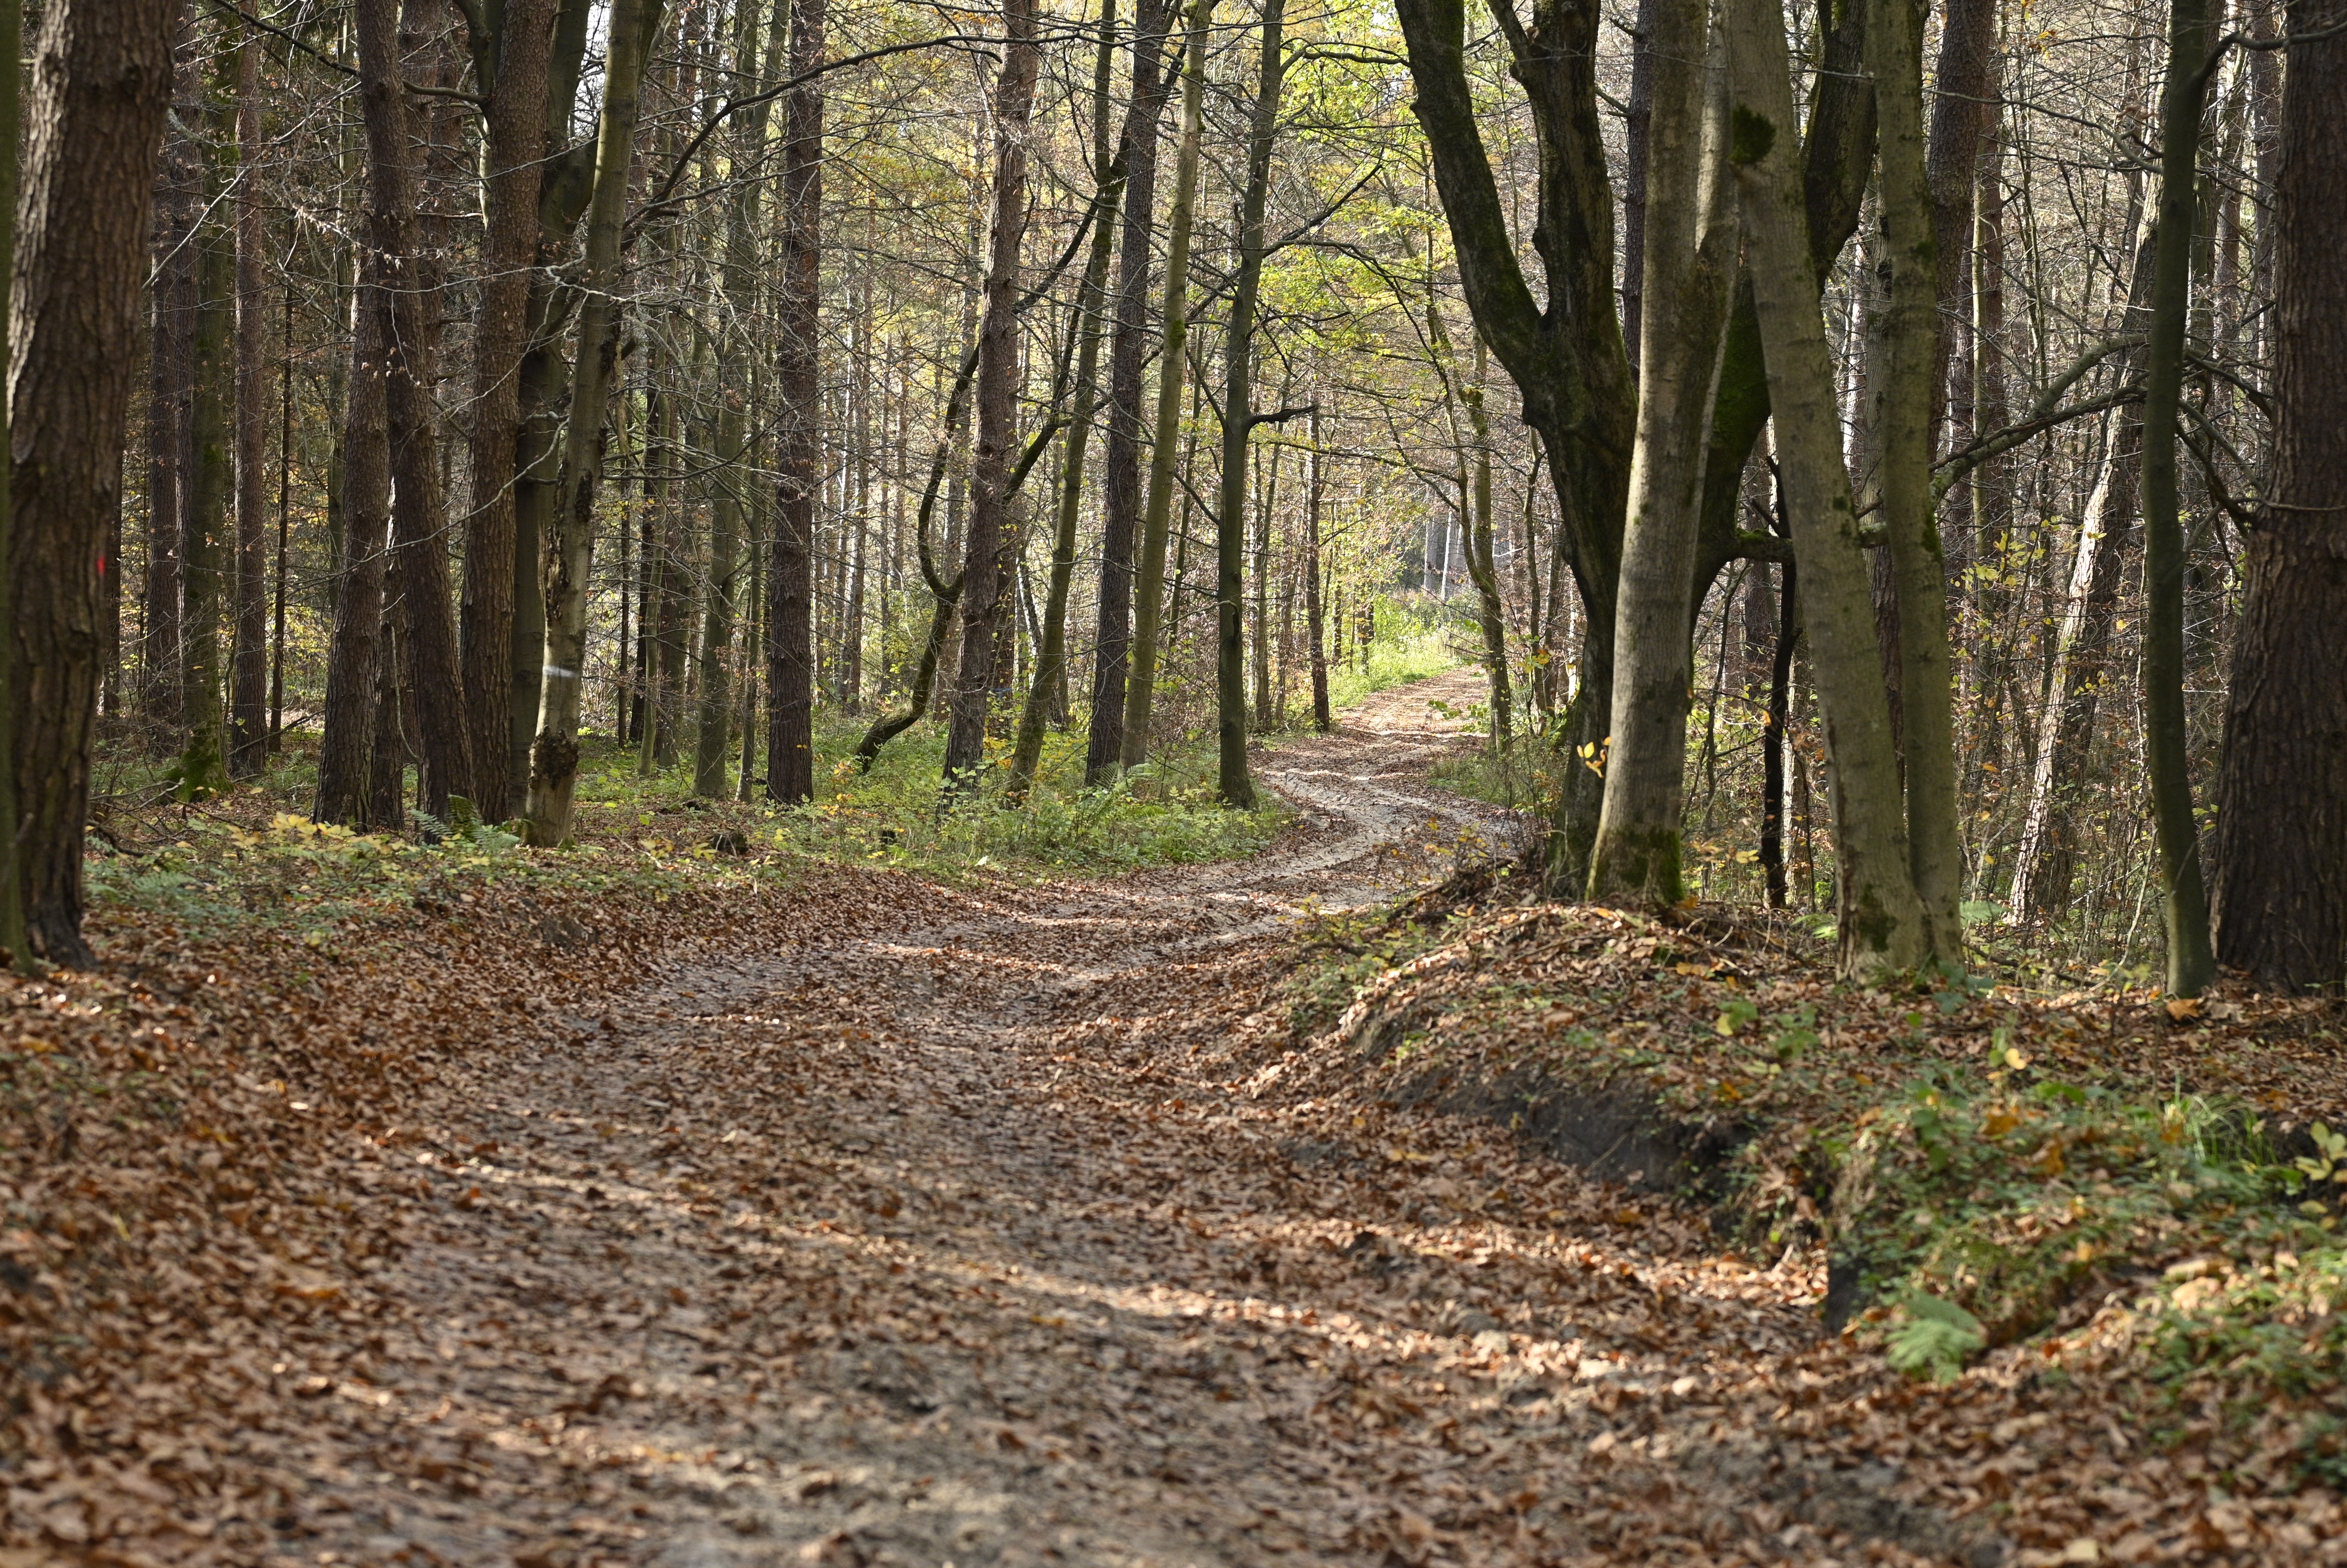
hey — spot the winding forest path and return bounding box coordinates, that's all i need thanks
[277,672,1984,1568]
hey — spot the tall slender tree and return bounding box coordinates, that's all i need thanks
[2138,0,2220,995]
[523,0,661,844]
[229,36,268,779]
[767,0,826,804]
[1210,0,1290,810]
[943,0,1042,798]
[1120,0,1214,771]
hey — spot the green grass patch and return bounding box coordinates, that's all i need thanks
[1325,599,1465,712]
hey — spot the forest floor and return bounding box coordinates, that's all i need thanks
[6,670,2343,1567]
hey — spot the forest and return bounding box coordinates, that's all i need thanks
[0,0,2336,994]
[0,0,2343,1558]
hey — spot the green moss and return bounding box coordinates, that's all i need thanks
[1729,105,1776,167]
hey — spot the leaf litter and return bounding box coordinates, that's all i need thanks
[2,672,2336,1565]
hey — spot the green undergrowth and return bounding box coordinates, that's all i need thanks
[84,708,1283,948]
[772,716,1282,875]
[1280,876,2347,1474]
[1323,599,1465,711]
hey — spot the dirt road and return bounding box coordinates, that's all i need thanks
[255,674,1988,1568]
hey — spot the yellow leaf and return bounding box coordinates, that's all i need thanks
[2165,996,2203,1021]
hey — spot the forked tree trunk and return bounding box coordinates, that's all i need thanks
[522,0,659,844]
[7,0,177,964]
[1587,0,1734,907]
[1725,0,1924,977]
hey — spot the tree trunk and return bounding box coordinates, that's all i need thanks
[766,0,824,804]
[696,0,786,798]
[1009,0,1126,803]
[1211,0,1287,810]
[6,0,177,965]
[1121,0,1214,770]
[1083,0,1171,784]
[1867,0,1966,959]
[1926,0,1996,446]
[2008,228,2154,922]
[357,0,474,819]
[316,272,391,830]
[2137,0,2219,996]
[179,57,232,802]
[1460,336,1514,750]
[142,52,196,739]
[2212,0,2347,991]
[942,0,1041,798]
[1587,0,1733,907]
[228,37,267,779]
[457,0,557,825]
[508,0,597,808]
[522,0,659,844]
[1725,0,1925,977]
[1393,0,1636,889]
[1305,398,1332,732]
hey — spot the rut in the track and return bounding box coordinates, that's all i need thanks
[278,673,1987,1568]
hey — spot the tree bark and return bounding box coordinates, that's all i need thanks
[1010,0,1127,802]
[228,36,267,779]
[1393,0,1636,887]
[1305,397,1331,732]
[766,0,824,804]
[457,0,557,824]
[316,271,392,830]
[1926,0,1996,446]
[696,0,786,798]
[1587,0,1733,907]
[179,56,232,801]
[1725,0,1925,977]
[1084,0,1171,785]
[142,48,196,739]
[508,0,598,808]
[522,0,659,844]
[942,0,1041,799]
[2138,0,2219,995]
[357,0,474,820]
[1209,0,1288,810]
[1119,0,1214,771]
[2212,0,2347,990]
[1868,0,1966,959]
[6,0,177,964]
